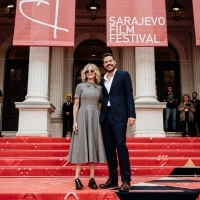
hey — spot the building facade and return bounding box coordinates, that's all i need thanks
[0,0,200,137]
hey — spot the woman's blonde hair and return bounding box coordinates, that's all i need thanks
[81,63,101,84]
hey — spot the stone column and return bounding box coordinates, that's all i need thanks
[193,33,200,95]
[121,47,136,136]
[179,60,191,95]
[64,58,73,99]
[186,32,194,92]
[134,47,166,137]
[135,47,157,102]
[15,47,55,137]
[122,47,136,96]
[25,47,50,102]
[50,47,64,137]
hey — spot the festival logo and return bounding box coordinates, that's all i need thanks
[13,0,75,46]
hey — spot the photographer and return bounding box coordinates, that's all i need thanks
[163,86,178,132]
[178,94,195,137]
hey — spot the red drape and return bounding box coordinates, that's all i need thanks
[193,0,200,46]
[13,0,75,46]
[106,0,168,47]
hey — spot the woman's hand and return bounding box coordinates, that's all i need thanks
[73,122,78,134]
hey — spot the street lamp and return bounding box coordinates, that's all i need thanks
[87,0,100,20]
[2,0,16,19]
[168,0,184,21]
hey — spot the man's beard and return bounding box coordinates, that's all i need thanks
[106,65,115,72]
[193,97,197,100]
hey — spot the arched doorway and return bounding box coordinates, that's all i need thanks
[73,40,111,87]
[155,44,181,102]
[2,46,29,131]
[155,44,181,132]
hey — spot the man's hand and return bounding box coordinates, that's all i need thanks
[66,112,70,115]
[128,117,135,126]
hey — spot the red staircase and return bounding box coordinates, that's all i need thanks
[0,137,200,177]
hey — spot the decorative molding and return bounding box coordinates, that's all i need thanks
[67,32,119,60]
[168,34,187,60]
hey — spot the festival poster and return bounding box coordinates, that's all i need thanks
[106,0,168,47]
[192,0,200,45]
[13,0,75,46]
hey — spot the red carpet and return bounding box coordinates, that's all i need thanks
[0,137,200,177]
[0,176,199,200]
[1,137,200,199]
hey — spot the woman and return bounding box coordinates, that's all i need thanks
[67,63,106,190]
[178,94,195,137]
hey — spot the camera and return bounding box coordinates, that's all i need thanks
[186,103,191,107]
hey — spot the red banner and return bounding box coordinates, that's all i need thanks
[193,0,200,45]
[13,0,75,46]
[106,0,168,47]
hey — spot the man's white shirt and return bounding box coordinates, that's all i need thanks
[103,68,117,106]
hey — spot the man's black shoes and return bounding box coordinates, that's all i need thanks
[99,178,118,189]
[119,180,131,192]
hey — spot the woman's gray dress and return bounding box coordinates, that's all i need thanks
[67,82,106,164]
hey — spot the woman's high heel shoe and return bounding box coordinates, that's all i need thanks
[88,178,98,189]
[75,178,83,190]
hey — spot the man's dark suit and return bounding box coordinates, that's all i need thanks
[100,70,136,182]
[62,102,74,137]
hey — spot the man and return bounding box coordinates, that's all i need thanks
[99,53,136,192]
[62,95,73,137]
[191,92,200,136]
[163,86,178,132]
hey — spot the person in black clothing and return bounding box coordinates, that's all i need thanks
[178,94,195,137]
[163,86,178,132]
[99,53,136,192]
[191,92,200,136]
[62,95,74,137]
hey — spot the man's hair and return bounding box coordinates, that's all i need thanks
[192,92,198,95]
[102,53,115,62]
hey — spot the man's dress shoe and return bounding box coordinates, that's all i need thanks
[119,181,130,192]
[99,178,118,189]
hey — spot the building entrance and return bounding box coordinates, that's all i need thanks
[73,40,111,89]
[2,46,29,131]
[155,44,181,132]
